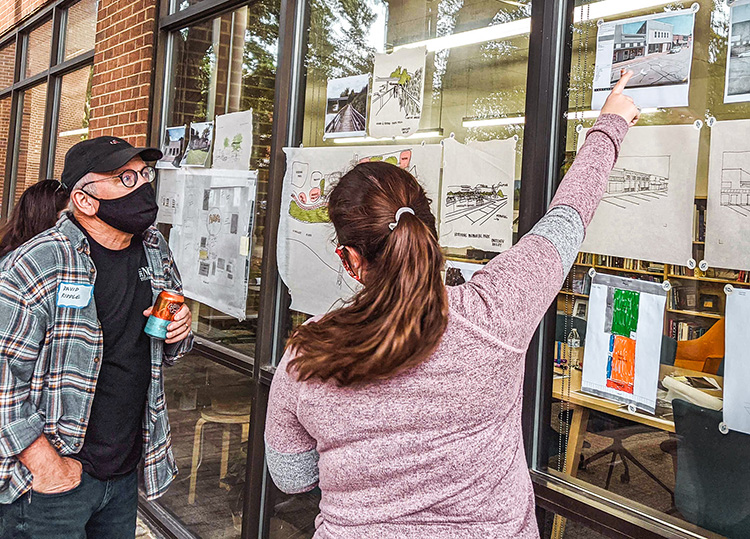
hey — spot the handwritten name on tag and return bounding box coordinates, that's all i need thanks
[56,282,94,309]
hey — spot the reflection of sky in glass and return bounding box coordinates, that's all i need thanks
[621,14,694,36]
[326,74,368,98]
[734,3,750,24]
[366,0,387,53]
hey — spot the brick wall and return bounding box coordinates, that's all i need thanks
[88,0,158,147]
[0,0,50,38]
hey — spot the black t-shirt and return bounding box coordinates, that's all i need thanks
[73,221,153,480]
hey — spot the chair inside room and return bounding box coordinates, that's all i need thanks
[672,399,750,538]
[576,335,678,502]
[673,318,724,374]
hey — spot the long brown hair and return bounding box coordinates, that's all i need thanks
[287,161,449,386]
[0,180,69,258]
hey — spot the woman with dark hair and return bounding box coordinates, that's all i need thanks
[265,75,640,537]
[0,180,70,259]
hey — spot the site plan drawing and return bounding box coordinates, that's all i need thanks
[578,124,697,266]
[582,273,667,414]
[368,46,426,138]
[705,119,750,270]
[591,9,696,110]
[170,169,257,320]
[278,144,442,315]
[440,137,516,252]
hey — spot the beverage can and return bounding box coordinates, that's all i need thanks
[144,289,184,339]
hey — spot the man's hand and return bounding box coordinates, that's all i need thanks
[601,70,640,127]
[143,304,192,344]
[19,436,83,494]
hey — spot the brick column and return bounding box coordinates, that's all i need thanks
[88,0,157,147]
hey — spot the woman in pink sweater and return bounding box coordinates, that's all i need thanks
[265,74,640,538]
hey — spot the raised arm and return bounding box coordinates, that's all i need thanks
[452,74,639,350]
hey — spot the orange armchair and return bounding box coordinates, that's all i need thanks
[674,318,725,374]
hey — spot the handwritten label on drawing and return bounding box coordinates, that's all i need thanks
[56,282,94,309]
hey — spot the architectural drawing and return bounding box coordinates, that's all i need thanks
[278,145,442,315]
[582,274,667,414]
[706,120,750,270]
[720,151,750,216]
[443,184,508,225]
[601,158,669,209]
[368,46,426,138]
[212,110,253,170]
[440,137,516,252]
[578,125,697,266]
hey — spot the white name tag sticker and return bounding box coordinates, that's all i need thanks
[56,282,94,309]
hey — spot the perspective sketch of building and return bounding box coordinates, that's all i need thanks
[720,151,750,217]
[612,20,673,63]
[443,184,508,225]
[601,164,668,208]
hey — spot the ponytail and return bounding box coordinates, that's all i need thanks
[286,161,449,386]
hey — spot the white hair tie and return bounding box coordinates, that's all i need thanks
[389,207,415,231]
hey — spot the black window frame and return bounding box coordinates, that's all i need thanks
[0,0,95,221]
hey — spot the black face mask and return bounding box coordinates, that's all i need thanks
[85,183,159,235]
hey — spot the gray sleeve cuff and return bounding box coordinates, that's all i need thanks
[528,205,585,274]
[265,443,319,494]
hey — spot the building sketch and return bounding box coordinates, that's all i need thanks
[371,66,424,119]
[443,183,508,225]
[601,156,670,209]
[720,151,750,217]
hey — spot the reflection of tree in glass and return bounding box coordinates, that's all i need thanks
[307,0,381,78]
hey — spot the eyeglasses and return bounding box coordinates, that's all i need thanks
[335,245,361,282]
[80,166,156,190]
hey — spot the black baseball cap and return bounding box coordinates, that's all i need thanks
[60,136,163,191]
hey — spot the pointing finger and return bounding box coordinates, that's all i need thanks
[612,70,633,94]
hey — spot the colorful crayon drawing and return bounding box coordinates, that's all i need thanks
[607,334,636,393]
[605,288,640,394]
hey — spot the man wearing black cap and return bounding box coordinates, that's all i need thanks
[0,137,193,538]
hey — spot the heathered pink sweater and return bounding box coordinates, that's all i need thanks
[265,114,629,538]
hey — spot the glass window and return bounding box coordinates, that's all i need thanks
[52,66,93,179]
[152,352,252,538]
[163,1,279,359]
[171,0,203,13]
[13,83,48,201]
[0,41,16,89]
[546,1,750,537]
[64,0,97,61]
[153,3,279,534]
[0,96,11,216]
[24,19,53,79]
[263,0,533,534]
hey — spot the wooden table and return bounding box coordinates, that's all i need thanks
[549,365,723,538]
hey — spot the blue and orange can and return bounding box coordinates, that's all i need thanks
[144,289,184,339]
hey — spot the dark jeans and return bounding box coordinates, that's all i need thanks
[0,470,138,539]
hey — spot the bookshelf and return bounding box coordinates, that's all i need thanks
[559,197,748,342]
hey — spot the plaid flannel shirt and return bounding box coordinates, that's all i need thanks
[0,214,193,503]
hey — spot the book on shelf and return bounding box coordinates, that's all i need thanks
[668,319,708,341]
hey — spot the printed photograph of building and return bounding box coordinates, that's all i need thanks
[609,13,694,89]
[727,3,750,99]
